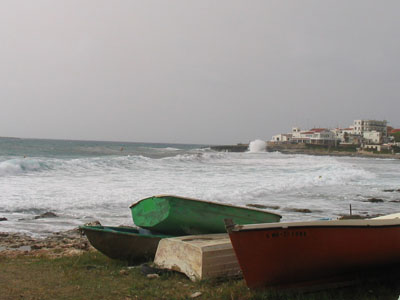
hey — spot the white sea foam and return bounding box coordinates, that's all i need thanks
[1,146,399,236]
[248,139,267,152]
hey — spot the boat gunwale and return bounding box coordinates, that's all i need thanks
[230,218,400,232]
[79,225,173,239]
[129,194,282,218]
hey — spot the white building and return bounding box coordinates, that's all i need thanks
[291,128,337,145]
[363,131,383,144]
[352,120,388,137]
[271,133,292,142]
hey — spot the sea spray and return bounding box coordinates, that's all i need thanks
[248,139,267,152]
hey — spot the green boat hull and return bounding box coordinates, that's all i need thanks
[130,195,282,235]
[80,225,172,263]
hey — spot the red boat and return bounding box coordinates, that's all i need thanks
[225,217,400,289]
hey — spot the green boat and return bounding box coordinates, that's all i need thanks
[80,225,173,263]
[130,195,282,235]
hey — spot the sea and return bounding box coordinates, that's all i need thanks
[1,137,399,237]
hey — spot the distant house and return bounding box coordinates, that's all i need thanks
[363,131,383,144]
[270,119,389,147]
[271,133,292,143]
[351,120,388,137]
[289,128,337,145]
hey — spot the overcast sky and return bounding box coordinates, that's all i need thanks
[1,1,399,144]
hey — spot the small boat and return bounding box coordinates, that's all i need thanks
[130,195,281,235]
[80,225,172,263]
[225,217,400,289]
[154,233,241,281]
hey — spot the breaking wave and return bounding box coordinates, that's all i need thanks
[248,139,267,152]
[0,151,228,177]
[0,158,51,176]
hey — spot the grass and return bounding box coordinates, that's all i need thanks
[0,252,399,300]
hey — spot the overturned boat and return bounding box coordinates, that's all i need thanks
[130,195,281,235]
[80,225,172,263]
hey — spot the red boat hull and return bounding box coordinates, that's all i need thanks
[228,222,400,288]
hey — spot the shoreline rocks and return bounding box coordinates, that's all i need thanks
[34,212,58,219]
[246,204,280,210]
[211,143,400,159]
[0,228,94,258]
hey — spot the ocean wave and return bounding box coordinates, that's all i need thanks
[0,158,51,176]
[150,147,181,151]
[160,152,228,163]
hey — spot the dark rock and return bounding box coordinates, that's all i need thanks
[34,212,58,219]
[390,200,400,203]
[383,189,395,192]
[140,263,172,276]
[284,208,313,213]
[31,244,44,250]
[365,198,384,203]
[210,144,249,152]
[0,217,7,221]
[246,204,280,210]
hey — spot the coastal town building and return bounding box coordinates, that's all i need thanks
[270,119,396,151]
[271,133,292,143]
[363,131,383,144]
[351,120,388,137]
[272,127,337,145]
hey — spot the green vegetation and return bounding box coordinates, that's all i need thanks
[1,252,399,300]
[391,132,400,143]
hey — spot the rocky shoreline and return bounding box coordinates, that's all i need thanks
[0,228,94,259]
[211,144,400,159]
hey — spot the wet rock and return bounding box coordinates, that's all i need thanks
[34,212,58,219]
[365,198,384,203]
[246,204,280,210]
[84,220,101,226]
[0,217,7,221]
[284,208,313,213]
[31,244,45,250]
[383,189,400,192]
[390,200,400,203]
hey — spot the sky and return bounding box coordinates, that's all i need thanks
[1,1,399,145]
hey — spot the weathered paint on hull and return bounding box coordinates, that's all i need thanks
[80,225,171,263]
[130,195,281,235]
[227,219,400,289]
